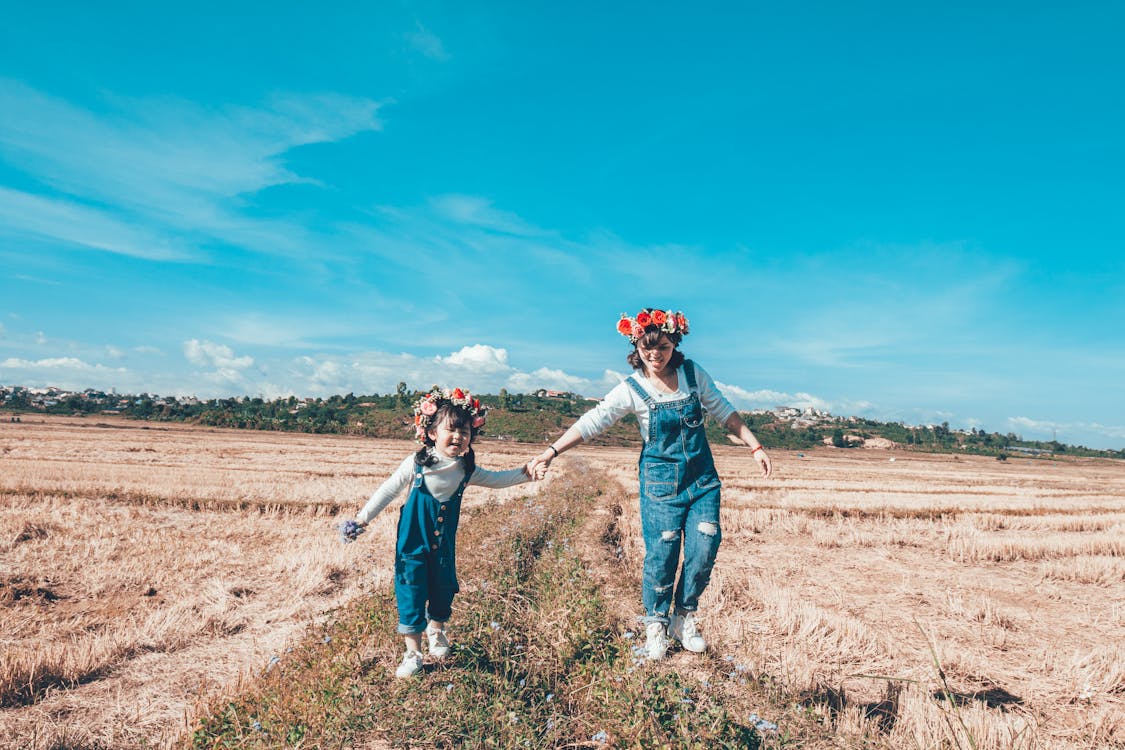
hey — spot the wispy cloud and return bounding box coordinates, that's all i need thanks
[405,21,451,61]
[0,186,193,260]
[0,79,383,261]
[1,356,126,374]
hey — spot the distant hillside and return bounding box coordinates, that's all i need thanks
[2,384,1122,460]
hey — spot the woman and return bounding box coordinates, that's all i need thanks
[531,308,772,660]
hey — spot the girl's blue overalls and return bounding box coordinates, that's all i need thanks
[626,360,723,625]
[393,463,470,634]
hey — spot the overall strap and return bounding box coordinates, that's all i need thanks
[625,374,656,406]
[682,359,699,396]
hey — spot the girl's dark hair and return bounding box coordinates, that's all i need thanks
[414,401,480,475]
[627,328,685,371]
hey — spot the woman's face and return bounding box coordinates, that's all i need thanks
[428,417,472,458]
[637,335,676,375]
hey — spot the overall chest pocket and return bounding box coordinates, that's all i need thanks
[642,462,679,500]
[680,400,704,429]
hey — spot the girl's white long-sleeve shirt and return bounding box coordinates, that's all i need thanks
[357,453,529,524]
[574,362,737,443]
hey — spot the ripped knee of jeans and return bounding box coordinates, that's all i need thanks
[696,521,719,537]
[660,529,679,542]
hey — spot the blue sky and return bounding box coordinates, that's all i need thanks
[1,2,1122,449]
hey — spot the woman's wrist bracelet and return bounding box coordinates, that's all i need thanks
[751,445,764,455]
[548,445,559,457]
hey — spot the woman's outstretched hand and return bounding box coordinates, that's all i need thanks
[752,447,773,478]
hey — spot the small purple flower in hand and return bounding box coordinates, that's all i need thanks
[339,519,365,544]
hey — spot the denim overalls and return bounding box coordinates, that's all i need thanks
[626,360,723,625]
[393,463,470,634]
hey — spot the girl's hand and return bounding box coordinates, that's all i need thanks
[338,519,366,544]
[527,460,549,481]
[751,446,773,478]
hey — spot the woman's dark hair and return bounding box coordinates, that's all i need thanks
[414,401,480,474]
[627,327,685,371]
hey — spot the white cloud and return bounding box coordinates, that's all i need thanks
[0,322,5,337]
[35,331,47,345]
[435,344,511,373]
[105,345,124,359]
[267,346,621,401]
[1007,416,1125,445]
[716,382,833,411]
[183,339,254,369]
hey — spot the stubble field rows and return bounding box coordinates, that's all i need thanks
[570,444,1125,747]
[2,415,1123,748]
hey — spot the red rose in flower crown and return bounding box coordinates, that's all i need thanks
[615,308,690,344]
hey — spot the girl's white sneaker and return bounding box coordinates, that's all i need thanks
[426,626,451,659]
[645,622,671,660]
[395,650,424,678]
[670,612,707,653]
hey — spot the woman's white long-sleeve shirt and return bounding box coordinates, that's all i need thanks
[357,453,529,524]
[574,362,737,443]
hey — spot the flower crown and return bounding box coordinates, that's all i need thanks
[412,385,486,443]
[616,308,690,344]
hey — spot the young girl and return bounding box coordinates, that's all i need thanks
[531,308,772,661]
[341,386,544,678]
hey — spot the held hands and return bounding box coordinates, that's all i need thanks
[528,446,556,480]
[525,460,549,481]
[338,519,366,544]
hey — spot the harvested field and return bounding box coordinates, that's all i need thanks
[560,444,1125,748]
[0,416,535,749]
[2,415,1123,748]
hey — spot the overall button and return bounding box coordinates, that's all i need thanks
[440,505,447,511]
[437,516,444,522]
[431,544,438,550]
[434,530,441,536]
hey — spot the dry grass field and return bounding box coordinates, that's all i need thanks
[561,443,1125,748]
[0,415,534,749]
[2,415,1123,748]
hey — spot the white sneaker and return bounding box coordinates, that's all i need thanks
[395,650,424,678]
[426,626,451,659]
[670,612,707,653]
[645,622,671,660]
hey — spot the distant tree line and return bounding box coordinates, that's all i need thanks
[3,384,1122,460]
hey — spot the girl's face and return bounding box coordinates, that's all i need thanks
[637,335,676,375]
[428,417,472,458]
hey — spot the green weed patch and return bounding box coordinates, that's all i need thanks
[184,471,824,748]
